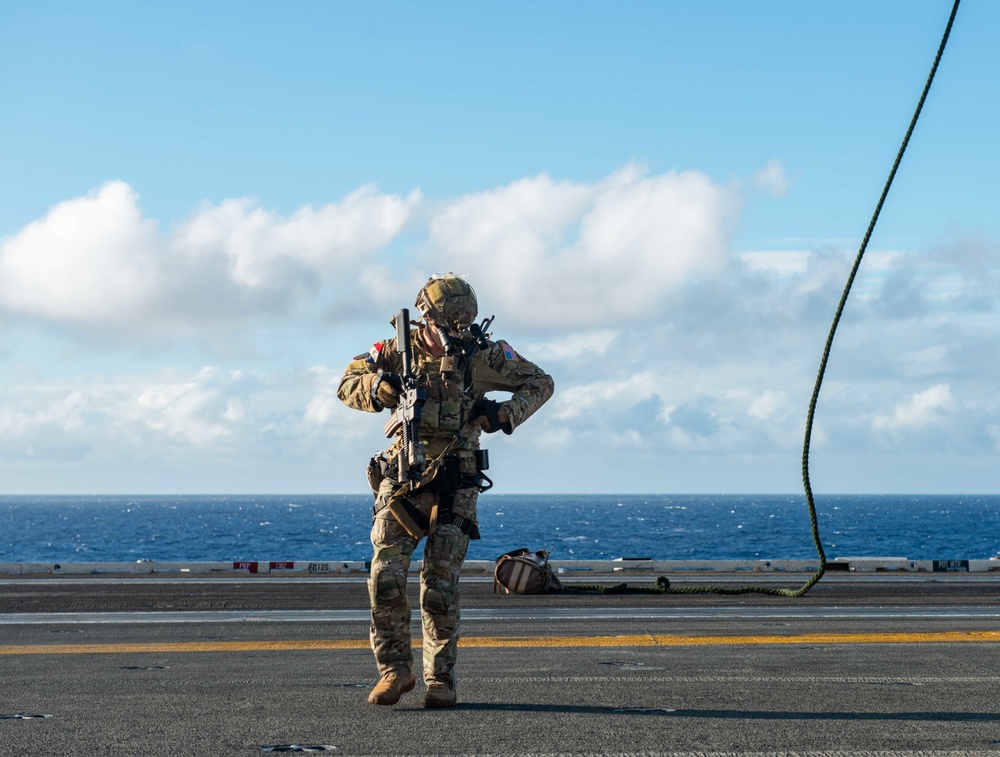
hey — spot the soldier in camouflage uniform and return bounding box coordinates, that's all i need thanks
[338,274,554,708]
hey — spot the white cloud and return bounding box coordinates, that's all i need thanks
[0,181,162,329]
[127,367,243,445]
[748,390,788,421]
[173,185,419,288]
[751,158,789,198]
[988,425,1000,453]
[532,425,575,451]
[0,166,742,344]
[737,250,810,275]
[0,365,378,464]
[523,330,617,362]
[0,165,746,344]
[551,371,660,421]
[303,364,377,443]
[4,173,1000,493]
[0,181,420,339]
[873,384,955,434]
[426,163,738,330]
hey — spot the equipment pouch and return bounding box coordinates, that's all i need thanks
[464,448,493,493]
[437,398,462,431]
[422,398,441,428]
[386,493,432,540]
[475,449,489,472]
[366,454,385,497]
[493,548,563,594]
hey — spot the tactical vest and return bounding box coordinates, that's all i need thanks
[412,346,477,442]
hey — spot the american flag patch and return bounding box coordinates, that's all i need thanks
[503,343,518,361]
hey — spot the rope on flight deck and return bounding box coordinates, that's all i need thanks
[672,0,962,598]
[570,0,962,599]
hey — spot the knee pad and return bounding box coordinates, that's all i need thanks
[424,524,469,564]
[370,564,406,603]
[422,584,453,617]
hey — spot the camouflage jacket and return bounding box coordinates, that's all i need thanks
[337,327,554,461]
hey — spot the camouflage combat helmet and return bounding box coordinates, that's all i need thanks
[415,274,478,330]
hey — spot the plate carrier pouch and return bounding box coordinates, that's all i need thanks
[493,548,563,594]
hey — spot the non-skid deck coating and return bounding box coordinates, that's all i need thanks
[1,571,999,756]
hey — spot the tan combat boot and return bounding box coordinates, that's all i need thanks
[423,681,457,708]
[368,671,416,706]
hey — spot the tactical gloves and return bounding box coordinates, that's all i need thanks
[471,398,511,434]
[370,371,403,410]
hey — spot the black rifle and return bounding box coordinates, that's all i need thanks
[382,308,427,484]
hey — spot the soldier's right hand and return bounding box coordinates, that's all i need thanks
[371,371,403,409]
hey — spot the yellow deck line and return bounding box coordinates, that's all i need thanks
[2,630,999,656]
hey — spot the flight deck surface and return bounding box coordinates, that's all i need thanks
[1,570,999,756]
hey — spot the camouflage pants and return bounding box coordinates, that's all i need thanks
[368,477,477,688]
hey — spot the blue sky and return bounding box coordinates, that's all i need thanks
[1,1,997,494]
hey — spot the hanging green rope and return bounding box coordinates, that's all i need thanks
[658,0,962,598]
[783,0,962,598]
[512,2,962,600]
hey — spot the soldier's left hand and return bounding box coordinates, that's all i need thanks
[471,399,510,434]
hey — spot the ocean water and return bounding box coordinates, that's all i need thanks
[1,494,998,563]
